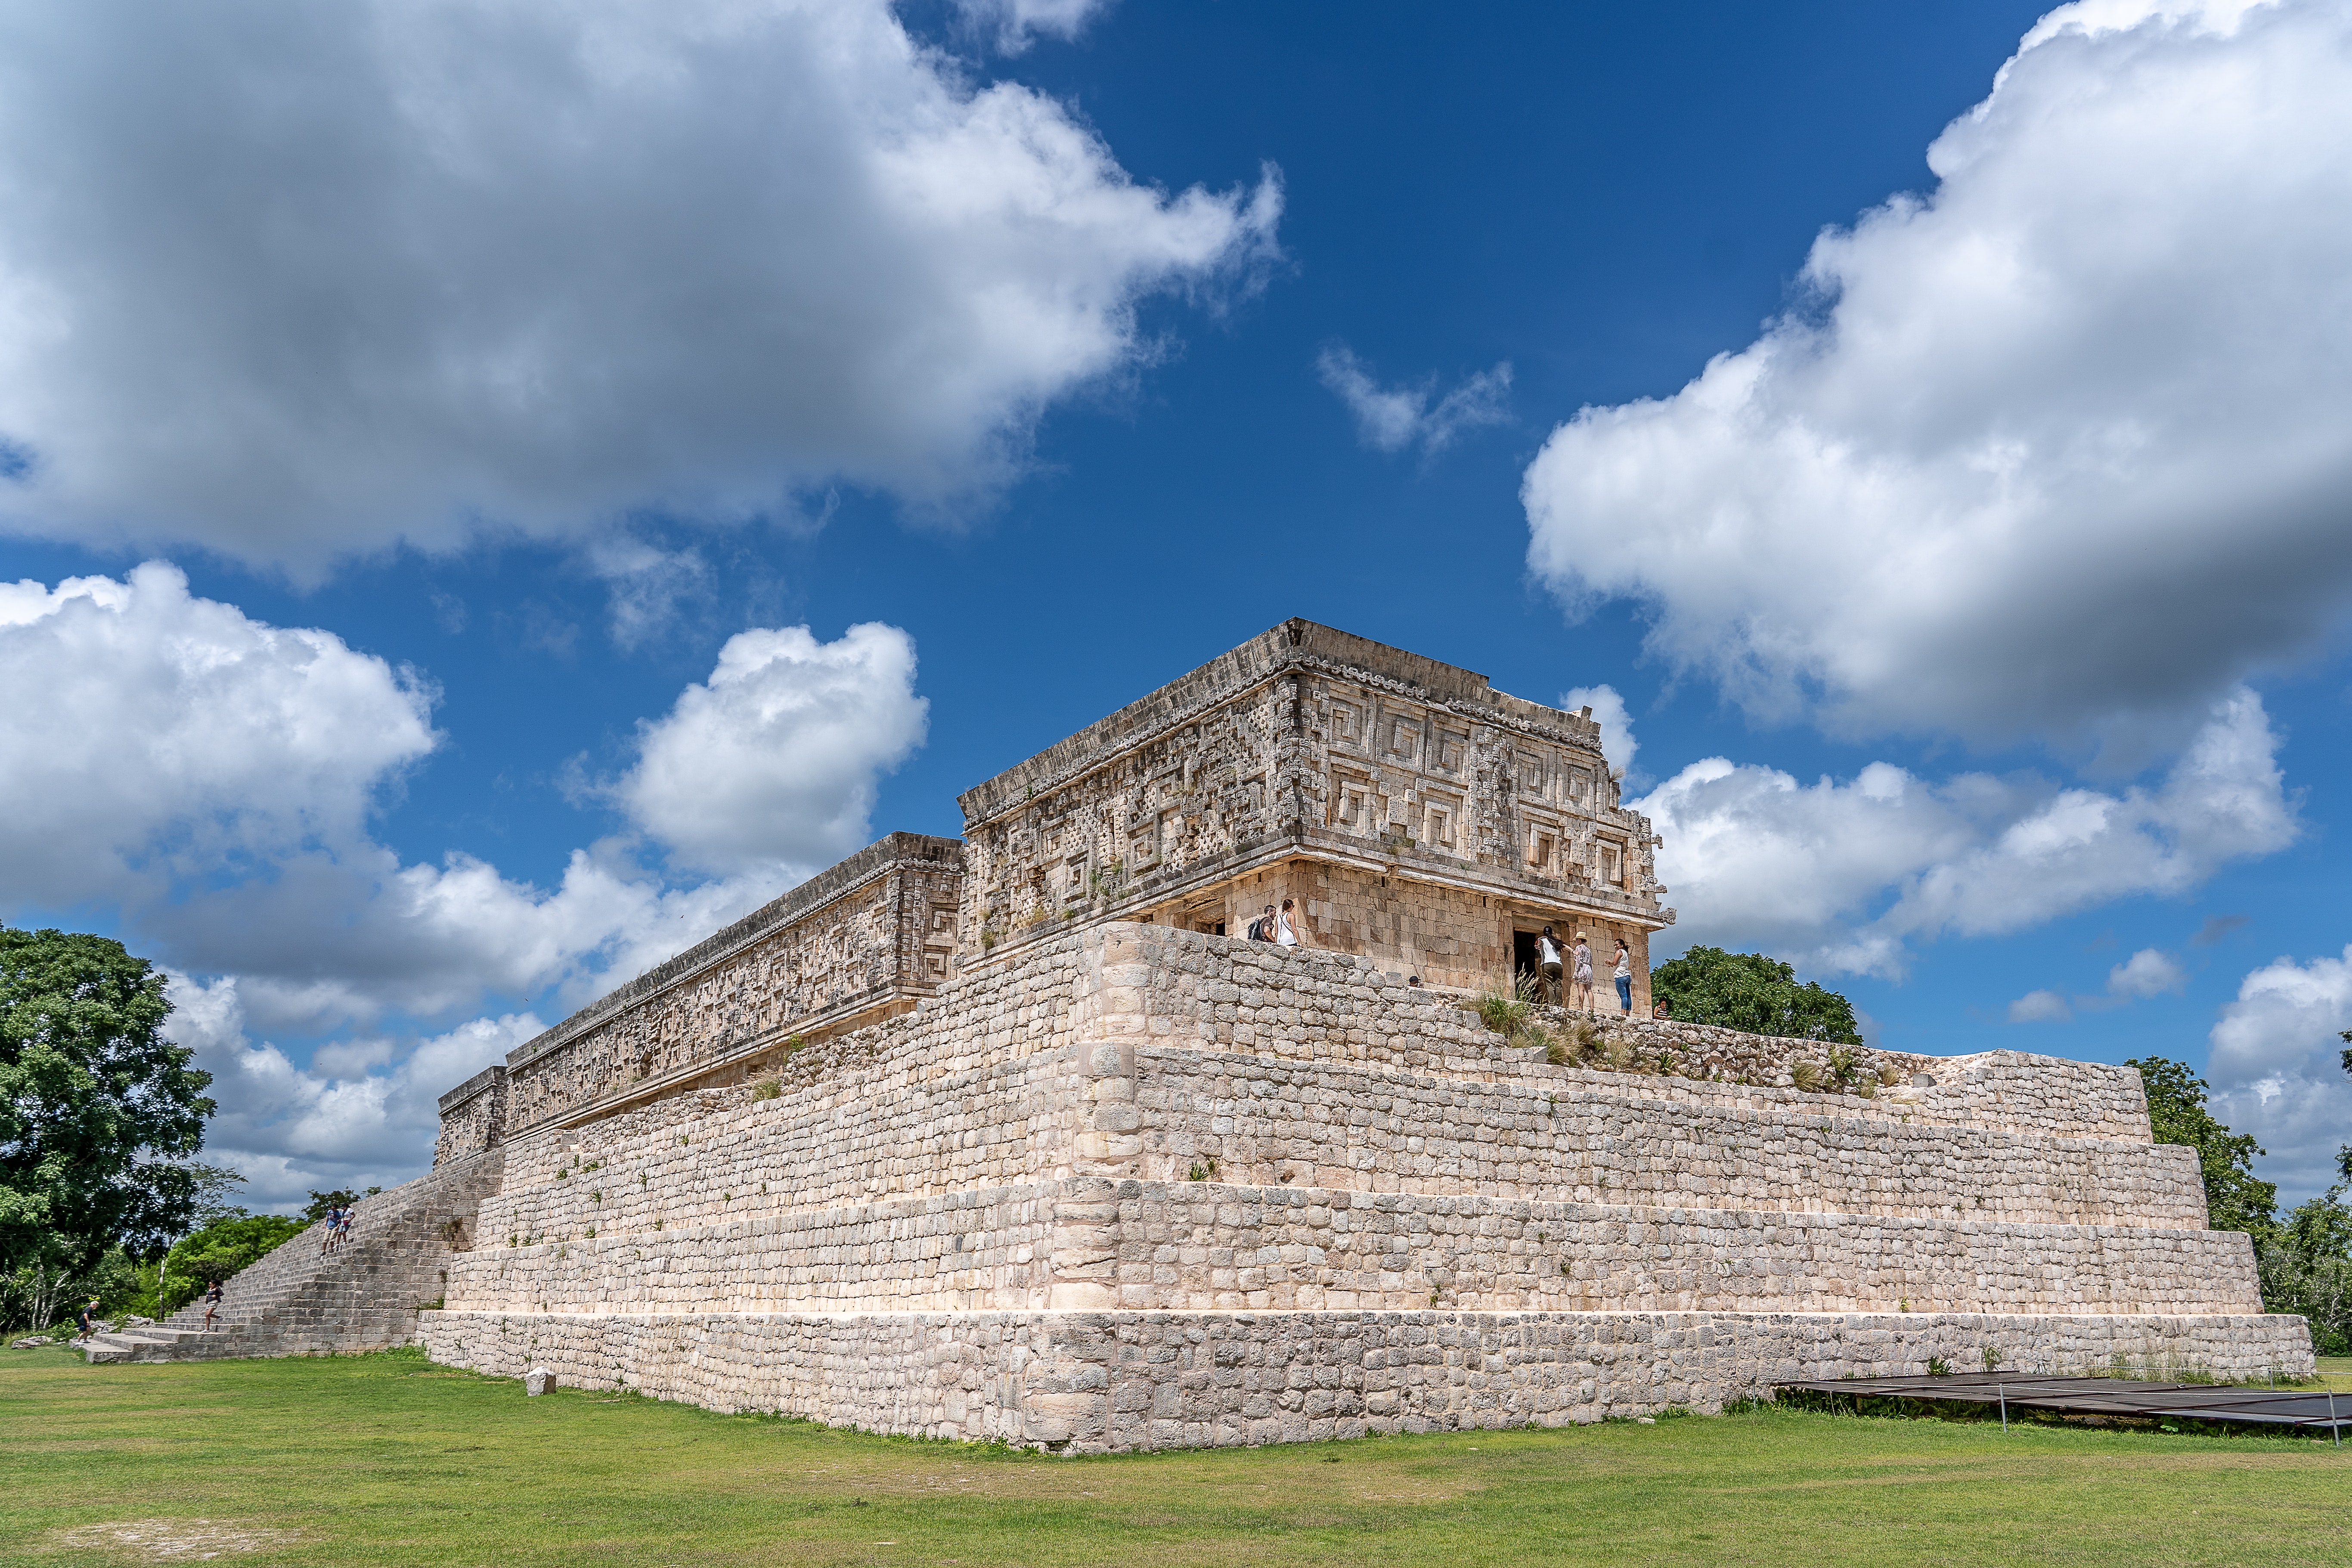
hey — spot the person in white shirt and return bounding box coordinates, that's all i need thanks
[1612,939,1633,1013]
[1274,898,1305,947]
[1537,927,1565,1005]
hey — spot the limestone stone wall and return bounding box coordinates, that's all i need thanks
[440,1175,2248,1319]
[1127,1045,2208,1225]
[414,921,2306,1449]
[1085,1180,2256,1315]
[416,1308,2314,1451]
[449,1184,1063,1314]
[480,939,1092,1240]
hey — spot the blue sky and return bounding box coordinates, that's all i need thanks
[1,0,2346,1211]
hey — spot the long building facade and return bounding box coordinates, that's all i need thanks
[120,620,2308,1447]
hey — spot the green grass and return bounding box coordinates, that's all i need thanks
[3,1343,2349,1567]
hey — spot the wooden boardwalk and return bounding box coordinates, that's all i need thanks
[1776,1372,2348,1438]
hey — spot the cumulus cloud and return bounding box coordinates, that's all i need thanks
[1638,685,2293,976]
[0,0,1279,573]
[2004,946,2186,1023]
[2206,945,2352,1205]
[2008,989,2073,1024]
[614,622,929,876]
[0,562,437,908]
[0,565,918,1028]
[1560,684,1638,782]
[2107,946,2187,998]
[1317,346,1512,456]
[1524,0,2352,753]
[164,973,542,1208]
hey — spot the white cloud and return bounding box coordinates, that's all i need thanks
[614,622,929,876]
[2206,945,2352,1206]
[954,0,1107,54]
[0,565,918,1029]
[1638,685,2293,976]
[1560,683,1637,782]
[587,536,712,651]
[165,973,543,1208]
[1523,0,2352,753]
[1317,346,1511,456]
[0,562,437,908]
[2008,989,2073,1024]
[2107,946,2186,998]
[0,0,1279,573]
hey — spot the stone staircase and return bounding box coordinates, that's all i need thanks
[83,1149,504,1364]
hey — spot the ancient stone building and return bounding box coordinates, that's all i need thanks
[134,620,2311,1446]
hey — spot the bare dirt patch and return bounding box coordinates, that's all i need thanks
[49,1518,302,1561]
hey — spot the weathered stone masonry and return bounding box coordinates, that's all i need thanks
[179,620,2314,1438]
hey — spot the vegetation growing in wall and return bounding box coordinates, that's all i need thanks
[1650,948,1862,1045]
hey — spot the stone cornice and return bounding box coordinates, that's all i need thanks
[504,832,963,1069]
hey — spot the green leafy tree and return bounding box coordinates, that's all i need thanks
[301,1186,379,1223]
[2126,1056,2278,1239]
[1650,947,1862,1044]
[2258,1186,2352,1354]
[159,1214,308,1314]
[1,926,216,1282]
[2337,1030,2351,1184]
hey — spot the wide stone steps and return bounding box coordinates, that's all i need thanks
[87,1150,503,1364]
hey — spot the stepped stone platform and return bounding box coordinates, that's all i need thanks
[409,924,2307,1448]
[159,621,2312,1445]
[82,1150,502,1363]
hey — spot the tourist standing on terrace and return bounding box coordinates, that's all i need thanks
[1614,940,1633,1013]
[1572,936,1594,1013]
[1275,899,1306,948]
[1538,927,1565,1005]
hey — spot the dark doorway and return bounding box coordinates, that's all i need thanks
[1512,930,1543,992]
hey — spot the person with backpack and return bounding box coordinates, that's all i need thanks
[1247,904,1276,942]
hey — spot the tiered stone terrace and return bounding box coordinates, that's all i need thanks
[413,925,2308,1448]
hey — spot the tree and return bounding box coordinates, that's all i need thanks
[2126,1056,2278,1239]
[2258,1186,2352,1354]
[1649,947,1862,1044]
[302,1186,379,1223]
[0,926,215,1282]
[158,1213,307,1314]
[2337,1030,2351,1184]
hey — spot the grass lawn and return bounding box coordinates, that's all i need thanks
[3,1343,2349,1567]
